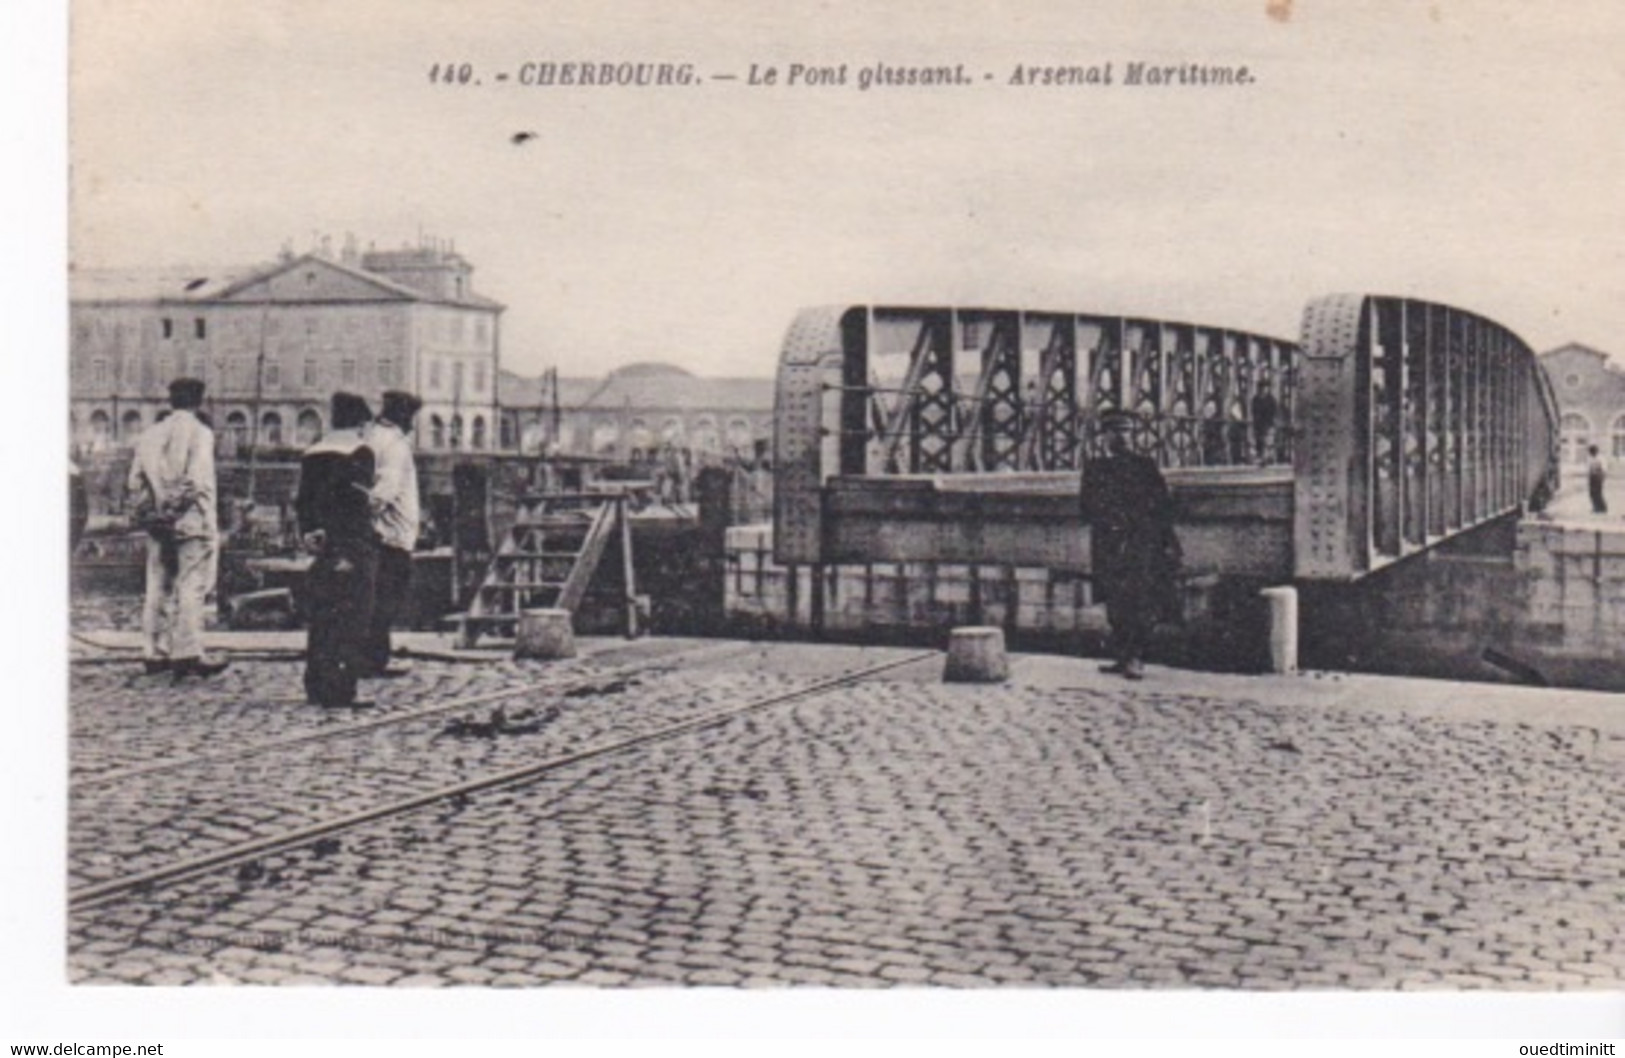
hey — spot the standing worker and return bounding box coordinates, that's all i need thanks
[1250,379,1279,465]
[126,378,229,679]
[295,392,379,708]
[362,390,423,678]
[1080,409,1181,681]
[1587,444,1608,514]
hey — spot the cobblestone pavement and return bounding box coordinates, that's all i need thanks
[66,636,1625,989]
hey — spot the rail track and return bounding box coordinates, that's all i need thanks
[68,648,941,912]
[70,638,757,789]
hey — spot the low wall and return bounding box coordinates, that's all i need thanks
[723,524,1269,667]
[727,518,1625,690]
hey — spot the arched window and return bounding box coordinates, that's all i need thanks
[661,417,684,444]
[296,408,323,446]
[471,415,487,450]
[499,414,517,450]
[1612,413,1625,460]
[89,410,111,447]
[690,416,720,454]
[449,415,464,450]
[429,415,445,449]
[592,419,619,455]
[726,417,752,449]
[120,409,143,440]
[225,411,249,454]
[261,411,283,447]
[1560,412,1592,466]
[628,419,652,453]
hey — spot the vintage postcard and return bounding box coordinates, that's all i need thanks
[15,0,1625,1043]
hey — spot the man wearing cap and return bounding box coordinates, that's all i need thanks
[362,390,423,678]
[295,392,378,707]
[126,378,229,679]
[1079,409,1181,680]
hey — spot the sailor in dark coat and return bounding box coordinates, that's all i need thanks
[1080,410,1181,680]
[295,392,379,707]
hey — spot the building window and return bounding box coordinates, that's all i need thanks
[430,360,443,390]
[264,362,280,389]
[500,414,517,450]
[341,359,357,385]
[91,359,108,386]
[194,318,206,339]
[475,317,489,345]
[473,362,487,393]
[1613,413,1625,460]
[225,411,248,453]
[430,415,445,448]
[161,318,174,339]
[455,277,466,300]
[453,361,465,395]
[450,415,464,449]
[261,411,283,446]
[296,409,323,446]
[378,358,393,387]
[1560,412,1592,465]
[120,409,143,440]
[89,410,112,445]
[304,358,318,386]
[471,416,487,450]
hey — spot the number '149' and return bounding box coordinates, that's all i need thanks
[429,63,474,84]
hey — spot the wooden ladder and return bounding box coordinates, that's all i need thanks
[447,491,636,648]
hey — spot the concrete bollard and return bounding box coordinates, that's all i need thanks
[944,626,1010,683]
[514,608,576,661]
[1260,586,1298,674]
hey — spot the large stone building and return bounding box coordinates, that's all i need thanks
[1541,343,1625,467]
[498,362,774,461]
[70,240,504,456]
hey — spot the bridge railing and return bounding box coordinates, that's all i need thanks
[774,305,1299,563]
[1293,295,1560,579]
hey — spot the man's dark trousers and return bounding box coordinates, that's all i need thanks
[364,545,413,676]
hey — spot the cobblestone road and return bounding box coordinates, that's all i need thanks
[66,636,1625,989]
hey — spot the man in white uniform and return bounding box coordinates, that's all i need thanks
[362,389,423,678]
[126,378,228,679]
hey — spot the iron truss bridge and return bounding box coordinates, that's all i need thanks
[773,298,1560,583]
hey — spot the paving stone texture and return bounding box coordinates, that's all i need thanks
[65,633,1625,989]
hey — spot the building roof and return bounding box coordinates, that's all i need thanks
[499,363,773,414]
[71,252,504,311]
[69,265,265,302]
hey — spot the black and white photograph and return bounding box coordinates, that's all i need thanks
[11,0,1625,1044]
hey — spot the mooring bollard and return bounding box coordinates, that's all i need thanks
[944,626,1010,683]
[514,608,576,660]
[1260,586,1298,674]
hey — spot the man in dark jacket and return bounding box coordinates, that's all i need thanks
[296,392,378,708]
[1080,410,1180,680]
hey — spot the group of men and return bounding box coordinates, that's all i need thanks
[127,379,424,707]
[122,376,1177,689]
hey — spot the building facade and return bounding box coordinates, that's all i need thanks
[498,362,774,462]
[1541,343,1625,468]
[70,242,504,456]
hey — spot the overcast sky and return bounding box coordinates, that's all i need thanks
[69,0,1625,378]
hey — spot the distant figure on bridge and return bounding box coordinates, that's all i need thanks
[1588,444,1608,514]
[1080,410,1182,681]
[1251,380,1279,465]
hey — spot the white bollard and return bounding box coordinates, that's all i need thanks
[944,626,1010,683]
[514,608,576,660]
[1260,586,1299,674]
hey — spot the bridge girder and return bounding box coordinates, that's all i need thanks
[774,299,1559,582]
